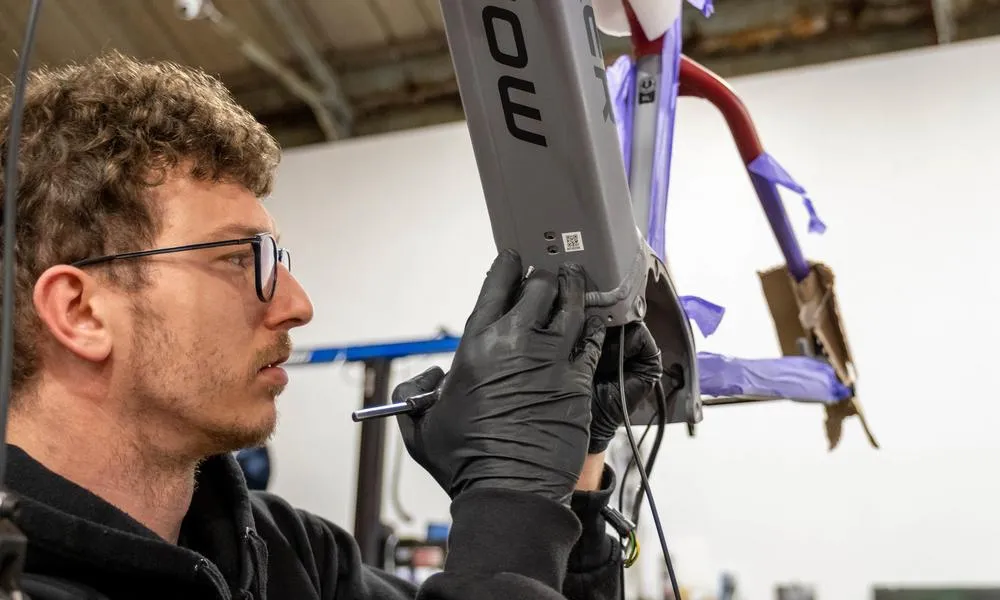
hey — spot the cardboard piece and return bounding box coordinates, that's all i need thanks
[758,262,878,450]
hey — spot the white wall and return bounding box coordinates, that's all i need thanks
[263,36,1000,600]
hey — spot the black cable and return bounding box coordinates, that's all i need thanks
[617,400,658,516]
[0,0,43,490]
[617,402,657,600]
[618,326,682,600]
[618,379,677,532]
[629,382,670,523]
[614,346,672,600]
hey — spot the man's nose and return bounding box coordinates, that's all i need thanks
[265,265,314,330]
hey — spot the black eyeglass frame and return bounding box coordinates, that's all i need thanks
[70,232,290,302]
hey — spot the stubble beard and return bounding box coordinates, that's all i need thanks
[126,301,283,460]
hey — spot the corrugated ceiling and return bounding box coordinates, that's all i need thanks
[1,0,998,148]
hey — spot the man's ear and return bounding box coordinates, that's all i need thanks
[32,265,113,363]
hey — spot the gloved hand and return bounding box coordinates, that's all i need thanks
[588,321,663,454]
[393,249,606,506]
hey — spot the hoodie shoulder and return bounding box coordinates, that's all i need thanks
[248,491,419,599]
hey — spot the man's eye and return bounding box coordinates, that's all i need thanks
[224,253,253,268]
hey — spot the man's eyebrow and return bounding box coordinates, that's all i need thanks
[205,224,279,242]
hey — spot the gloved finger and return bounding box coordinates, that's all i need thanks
[464,249,524,334]
[594,380,623,414]
[623,374,658,415]
[594,374,656,421]
[512,268,559,325]
[598,323,661,378]
[391,365,446,404]
[395,409,417,449]
[623,321,662,363]
[574,315,607,373]
[406,387,441,417]
[547,263,586,336]
[393,366,444,444]
[623,322,664,381]
[588,380,625,454]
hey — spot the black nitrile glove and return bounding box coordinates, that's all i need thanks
[588,321,663,454]
[393,249,606,506]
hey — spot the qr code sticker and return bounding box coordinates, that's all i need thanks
[562,231,584,252]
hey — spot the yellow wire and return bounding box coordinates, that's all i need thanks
[623,530,640,567]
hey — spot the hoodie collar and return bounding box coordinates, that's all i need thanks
[5,444,262,594]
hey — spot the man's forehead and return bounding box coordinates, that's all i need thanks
[156,175,279,243]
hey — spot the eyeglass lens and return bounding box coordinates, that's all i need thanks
[259,236,277,300]
[258,235,291,301]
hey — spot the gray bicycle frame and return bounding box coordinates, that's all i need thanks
[440,0,701,425]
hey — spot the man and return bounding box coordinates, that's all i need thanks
[0,52,663,599]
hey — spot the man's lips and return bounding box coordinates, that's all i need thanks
[258,358,290,387]
[258,368,289,387]
[259,353,290,371]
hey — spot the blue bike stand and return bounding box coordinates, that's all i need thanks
[288,332,460,566]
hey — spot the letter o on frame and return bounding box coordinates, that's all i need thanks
[482,6,528,69]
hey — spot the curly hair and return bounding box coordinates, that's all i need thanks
[0,50,282,401]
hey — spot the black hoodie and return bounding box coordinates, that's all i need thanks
[5,444,622,600]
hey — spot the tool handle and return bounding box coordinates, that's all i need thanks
[351,402,412,422]
[350,388,441,422]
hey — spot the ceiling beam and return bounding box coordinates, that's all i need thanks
[244,3,1000,147]
[931,0,959,42]
[689,3,1000,77]
[258,0,354,133]
[181,0,349,141]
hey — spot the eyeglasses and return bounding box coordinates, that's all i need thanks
[70,232,291,302]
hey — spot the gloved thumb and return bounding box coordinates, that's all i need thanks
[393,366,445,445]
[392,365,445,404]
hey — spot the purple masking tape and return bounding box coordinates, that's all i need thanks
[606,28,725,338]
[686,0,715,17]
[609,2,712,259]
[645,19,683,261]
[697,353,852,403]
[745,175,809,281]
[747,153,827,235]
[680,295,725,337]
[607,55,635,176]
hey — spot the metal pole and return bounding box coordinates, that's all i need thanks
[930,0,957,44]
[353,358,392,567]
[181,0,347,141]
[259,0,354,131]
